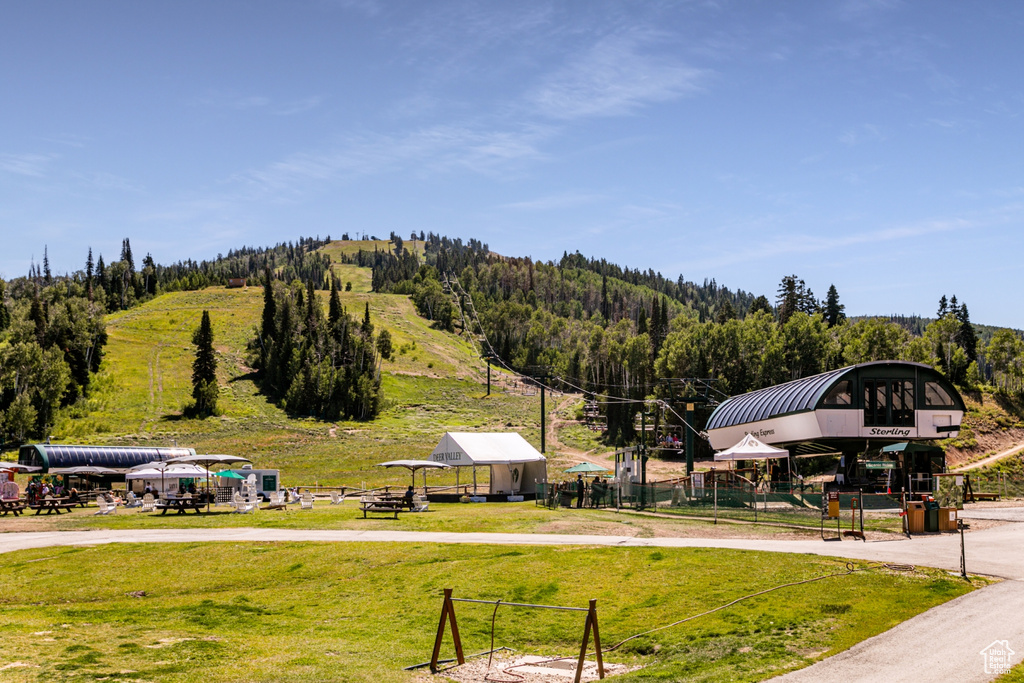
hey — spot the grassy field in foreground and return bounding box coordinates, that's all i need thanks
[0,543,979,683]
[1,501,821,539]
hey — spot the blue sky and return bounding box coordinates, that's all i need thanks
[2,1,1022,327]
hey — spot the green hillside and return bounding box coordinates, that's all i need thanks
[53,269,547,488]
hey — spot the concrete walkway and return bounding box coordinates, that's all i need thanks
[1,511,1022,681]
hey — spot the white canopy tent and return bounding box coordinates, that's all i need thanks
[714,434,790,461]
[126,463,210,493]
[714,433,791,483]
[428,432,547,495]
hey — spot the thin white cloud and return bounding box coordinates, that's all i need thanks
[839,123,883,146]
[500,192,604,211]
[528,31,708,120]
[688,217,971,271]
[74,171,144,193]
[230,124,552,199]
[193,92,270,110]
[274,96,323,116]
[0,152,57,177]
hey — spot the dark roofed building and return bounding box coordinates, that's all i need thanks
[19,444,197,472]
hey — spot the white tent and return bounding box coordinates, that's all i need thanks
[428,432,547,495]
[714,434,790,461]
[125,463,210,493]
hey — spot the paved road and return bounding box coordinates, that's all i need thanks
[2,512,1022,681]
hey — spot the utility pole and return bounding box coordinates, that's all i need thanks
[525,366,553,454]
[685,402,695,475]
[656,378,719,476]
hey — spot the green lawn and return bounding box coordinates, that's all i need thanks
[0,542,980,683]
[3,501,821,539]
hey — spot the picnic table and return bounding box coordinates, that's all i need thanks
[359,496,413,519]
[0,499,27,516]
[31,497,76,515]
[156,497,204,515]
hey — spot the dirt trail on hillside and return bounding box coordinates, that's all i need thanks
[946,426,1024,469]
[954,439,1024,472]
[546,395,690,479]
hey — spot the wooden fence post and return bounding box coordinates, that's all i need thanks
[430,589,465,673]
[574,598,604,683]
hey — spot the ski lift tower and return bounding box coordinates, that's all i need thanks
[657,378,720,474]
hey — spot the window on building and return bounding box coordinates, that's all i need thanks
[924,382,955,407]
[891,380,915,426]
[823,380,853,406]
[864,380,888,426]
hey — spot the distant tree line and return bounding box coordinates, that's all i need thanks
[343,234,1015,446]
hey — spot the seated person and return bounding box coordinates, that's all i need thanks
[403,485,415,506]
[67,488,81,504]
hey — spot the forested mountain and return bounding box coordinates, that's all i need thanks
[345,234,1022,445]
[0,236,335,444]
[3,232,1023,449]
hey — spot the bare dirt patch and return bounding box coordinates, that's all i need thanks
[439,654,636,683]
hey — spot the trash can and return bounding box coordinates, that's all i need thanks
[924,500,940,532]
[906,501,925,533]
[939,507,958,531]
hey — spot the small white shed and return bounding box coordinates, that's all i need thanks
[428,432,547,495]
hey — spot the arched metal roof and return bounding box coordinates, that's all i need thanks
[18,445,196,471]
[706,367,851,431]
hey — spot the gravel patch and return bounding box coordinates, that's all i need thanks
[439,654,636,683]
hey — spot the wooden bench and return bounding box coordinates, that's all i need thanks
[970,492,1001,502]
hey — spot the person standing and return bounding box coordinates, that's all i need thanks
[575,474,585,508]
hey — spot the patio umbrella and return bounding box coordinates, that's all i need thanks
[564,462,609,473]
[166,454,251,511]
[378,460,451,491]
[214,470,247,479]
[0,462,40,473]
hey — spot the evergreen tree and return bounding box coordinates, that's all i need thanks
[121,238,135,275]
[776,275,816,324]
[956,303,978,362]
[85,247,94,301]
[96,254,107,293]
[28,289,46,344]
[823,284,846,328]
[376,328,393,360]
[260,268,277,342]
[141,253,157,296]
[43,246,52,285]
[600,275,610,322]
[937,295,949,318]
[190,310,218,416]
[637,305,648,335]
[362,302,374,337]
[0,281,9,332]
[328,277,343,328]
[748,294,773,317]
[716,299,736,323]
